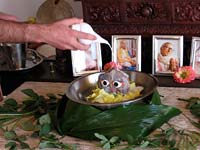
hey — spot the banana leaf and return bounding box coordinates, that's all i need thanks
[57,97,181,144]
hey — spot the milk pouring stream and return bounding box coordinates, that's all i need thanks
[72,22,112,49]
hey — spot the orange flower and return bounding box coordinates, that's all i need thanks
[104,61,122,71]
[173,66,196,83]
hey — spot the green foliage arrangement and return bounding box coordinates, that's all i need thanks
[0,89,77,150]
[0,89,200,150]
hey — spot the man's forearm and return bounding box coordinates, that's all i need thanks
[0,19,28,43]
[0,19,45,43]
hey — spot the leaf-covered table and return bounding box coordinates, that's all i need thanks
[0,81,200,150]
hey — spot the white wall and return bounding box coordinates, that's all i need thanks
[0,0,83,21]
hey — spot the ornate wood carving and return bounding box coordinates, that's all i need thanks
[88,6,120,22]
[82,1,120,23]
[125,1,170,23]
[81,0,200,37]
[173,1,200,23]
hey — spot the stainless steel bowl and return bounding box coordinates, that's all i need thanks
[0,43,43,71]
[66,71,158,109]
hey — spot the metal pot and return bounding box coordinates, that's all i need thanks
[66,71,158,109]
[0,43,43,71]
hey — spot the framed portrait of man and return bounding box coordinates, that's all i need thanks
[190,37,200,79]
[112,35,141,71]
[152,35,183,75]
[71,43,102,76]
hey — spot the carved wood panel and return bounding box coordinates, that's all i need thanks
[123,0,171,24]
[82,0,121,24]
[79,0,200,76]
[173,1,200,24]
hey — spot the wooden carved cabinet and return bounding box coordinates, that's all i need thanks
[79,0,200,73]
[81,0,200,37]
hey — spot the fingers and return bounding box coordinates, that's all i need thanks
[67,36,91,50]
[73,41,91,50]
[47,18,97,50]
[60,18,83,26]
[56,37,91,51]
[76,30,96,41]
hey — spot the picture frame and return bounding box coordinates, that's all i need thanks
[152,35,183,75]
[71,43,102,76]
[112,35,141,71]
[190,37,200,79]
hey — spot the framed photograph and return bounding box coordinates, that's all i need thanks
[190,37,200,79]
[71,43,102,76]
[152,35,183,75]
[112,35,141,71]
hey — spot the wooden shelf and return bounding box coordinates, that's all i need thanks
[157,76,200,88]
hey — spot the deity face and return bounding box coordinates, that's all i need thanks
[160,42,173,56]
[98,69,130,94]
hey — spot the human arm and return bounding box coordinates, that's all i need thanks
[0,18,96,50]
[0,12,18,21]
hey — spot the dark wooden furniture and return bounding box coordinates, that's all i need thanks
[81,0,200,37]
[80,0,200,71]
[79,0,200,87]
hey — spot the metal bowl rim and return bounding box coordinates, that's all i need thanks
[66,71,158,107]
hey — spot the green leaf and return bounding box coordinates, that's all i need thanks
[39,123,51,136]
[17,135,27,142]
[39,114,51,125]
[21,89,39,99]
[19,141,30,149]
[59,102,181,144]
[94,133,108,141]
[46,93,57,99]
[169,139,176,147]
[5,141,17,149]
[165,128,175,137]
[140,141,150,148]
[58,101,102,135]
[190,104,200,117]
[39,141,59,149]
[19,119,36,131]
[109,136,119,144]
[4,131,17,140]
[4,99,18,107]
[150,90,161,105]
[0,106,11,113]
[103,142,111,150]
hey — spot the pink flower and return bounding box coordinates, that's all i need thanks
[173,66,196,83]
[104,61,122,71]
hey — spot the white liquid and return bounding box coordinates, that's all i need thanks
[72,22,112,51]
[96,34,112,51]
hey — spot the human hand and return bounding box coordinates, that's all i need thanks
[40,18,96,50]
[0,12,18,21]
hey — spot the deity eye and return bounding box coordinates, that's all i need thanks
[101,80,110,87]
[113,81,123,88]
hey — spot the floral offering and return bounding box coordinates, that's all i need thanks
[173,66,196,83]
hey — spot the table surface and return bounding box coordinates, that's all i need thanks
[0,81,200,150]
